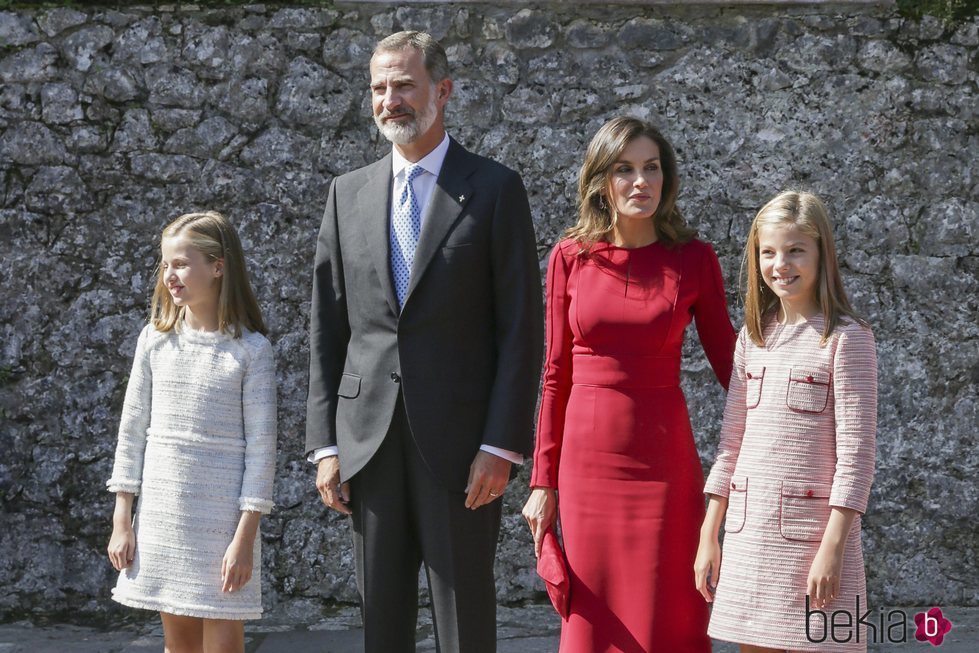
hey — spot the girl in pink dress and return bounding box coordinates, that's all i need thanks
[695,191,877,652]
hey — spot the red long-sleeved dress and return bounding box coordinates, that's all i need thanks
[532,238,736,652]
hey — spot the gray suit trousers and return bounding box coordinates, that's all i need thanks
[349,394,501,653]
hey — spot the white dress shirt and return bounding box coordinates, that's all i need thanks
[310,132,523,466]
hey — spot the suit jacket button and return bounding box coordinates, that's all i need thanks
[390,372,401,383]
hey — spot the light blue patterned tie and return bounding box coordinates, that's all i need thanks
[391,164,425,307]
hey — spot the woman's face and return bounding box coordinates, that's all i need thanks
[606,136,664,222]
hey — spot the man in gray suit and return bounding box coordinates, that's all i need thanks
[306,31,544,652]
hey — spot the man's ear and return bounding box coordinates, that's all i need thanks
[436,78,453,104]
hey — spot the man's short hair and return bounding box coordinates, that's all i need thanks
[373,31,450,83]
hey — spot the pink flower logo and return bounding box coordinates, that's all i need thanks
[914,607,953,646]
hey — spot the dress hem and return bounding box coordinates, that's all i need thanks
[708,626,866,652]
[111,591,261,621]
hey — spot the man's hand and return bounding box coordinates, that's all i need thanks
[465,450,511,510]
[316,455,351,515]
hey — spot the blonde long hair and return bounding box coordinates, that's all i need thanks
[566,116,696,250]
[742,191,866,346]
[151,211,267,337]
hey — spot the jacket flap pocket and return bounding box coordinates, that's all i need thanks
[781,480,831,499]
[786,367,831,413]
[790,368,830,386]
[729,474,748,493]
[780,480,832,542]
[744,367,765,409]
[337,373,361,398]
[744,367,765,381]
[725,474,748,534]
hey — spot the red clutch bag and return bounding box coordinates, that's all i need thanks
[536,528,570,619]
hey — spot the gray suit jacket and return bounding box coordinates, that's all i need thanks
[306,138,544,491]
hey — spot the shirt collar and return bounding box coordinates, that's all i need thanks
[391,132,451,180]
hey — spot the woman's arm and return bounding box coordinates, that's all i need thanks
[692,243,736,389]
[523,244,575,555]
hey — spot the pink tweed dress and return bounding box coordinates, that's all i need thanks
[704,314,877,651]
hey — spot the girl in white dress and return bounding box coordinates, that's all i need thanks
[106,211,277,653]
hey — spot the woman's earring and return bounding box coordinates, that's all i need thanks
[598,196,607,212]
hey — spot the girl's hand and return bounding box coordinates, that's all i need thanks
[221,537,254,593]
[521,487,557,558]
[807,544,844,609]
[693,534,721,602]
[807,506,857,609]
[107,525,136,571]
[694,493,728,602]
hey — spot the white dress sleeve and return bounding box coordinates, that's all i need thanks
[238,335,278,514]
[107,325,154,494]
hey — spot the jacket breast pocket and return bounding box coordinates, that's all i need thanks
[337,373,361,399]
[785,368,830,413]
[779,481,832,542]
[724,475,748,534]
[745,367,765,409]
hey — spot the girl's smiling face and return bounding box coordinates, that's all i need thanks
[758,223,820,311]
[161,234,222,311]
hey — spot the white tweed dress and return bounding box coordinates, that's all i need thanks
[704,316,877,651]
[107,324,277,620]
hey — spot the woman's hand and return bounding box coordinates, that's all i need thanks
[693,534,721,602]
[521,487,558,558]
[221,536,255,592]
[107,525,136,571]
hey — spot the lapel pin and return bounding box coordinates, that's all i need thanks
[458,194,466,203]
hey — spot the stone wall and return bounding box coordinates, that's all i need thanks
[0,1,976,623]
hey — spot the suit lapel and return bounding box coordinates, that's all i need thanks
[355,154,399,316]
[405,139,475,303]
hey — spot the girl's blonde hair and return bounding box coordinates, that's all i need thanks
[742,191,866,346]
[151,211,267,337]
[566,116,696,251]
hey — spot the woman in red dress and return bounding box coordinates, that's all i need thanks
[523,117,736,652]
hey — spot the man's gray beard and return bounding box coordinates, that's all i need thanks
[375,100,438,145]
